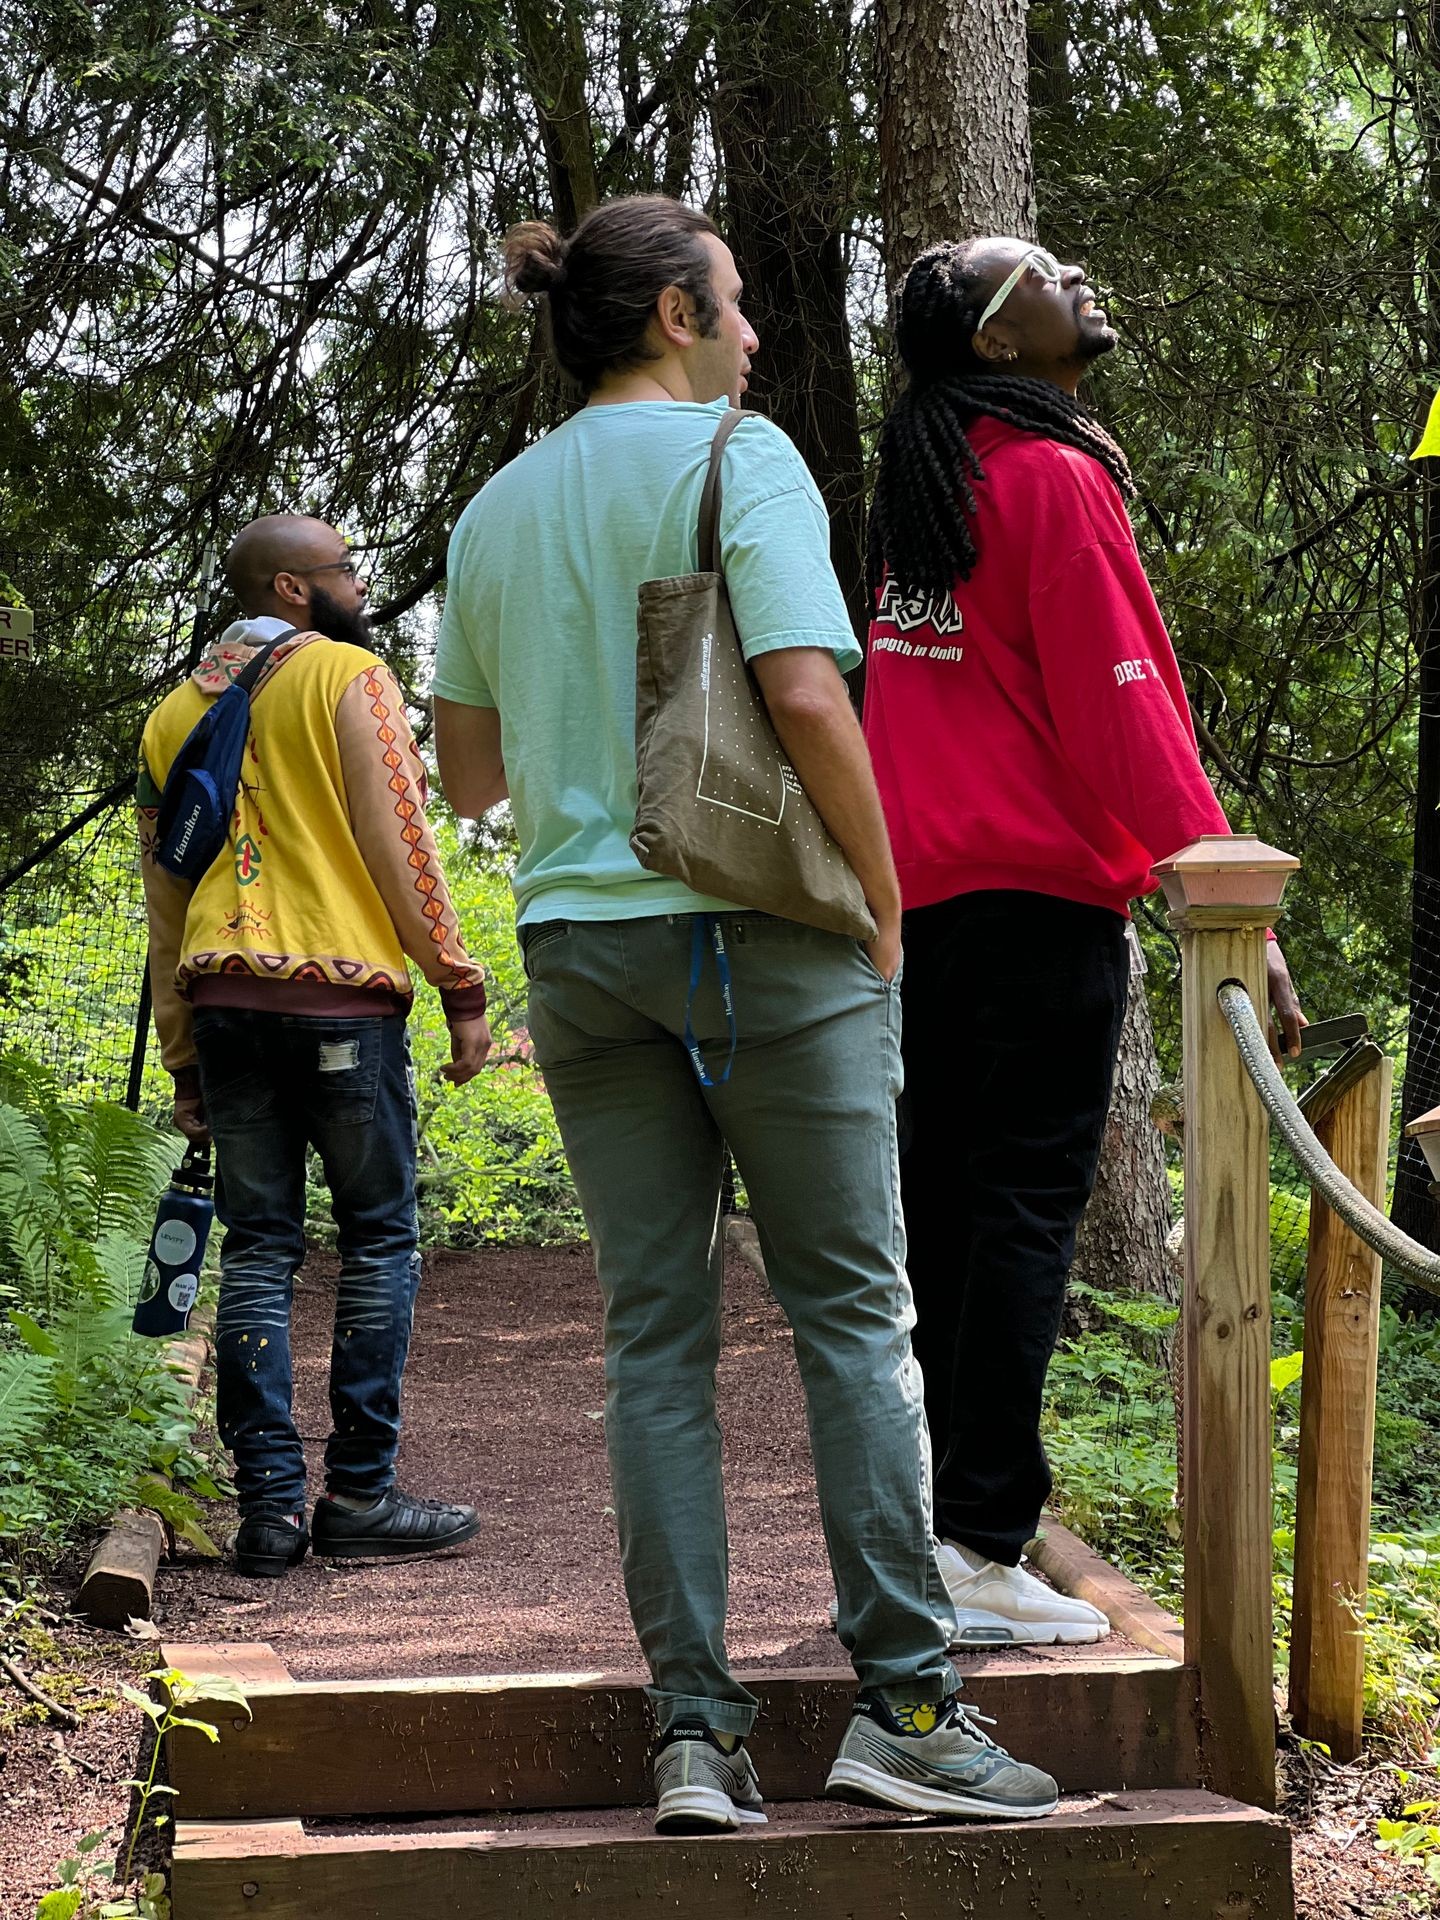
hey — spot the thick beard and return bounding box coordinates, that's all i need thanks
[306,584,372,648]
[1076,326,1117,363]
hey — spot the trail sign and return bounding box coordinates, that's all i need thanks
[0,606,34,661]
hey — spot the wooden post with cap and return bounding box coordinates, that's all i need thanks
[1154,833,1300,1812]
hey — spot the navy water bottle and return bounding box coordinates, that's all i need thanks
[133,1145,214,1337]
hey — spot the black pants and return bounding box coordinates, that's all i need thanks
[899,890,1130,1566]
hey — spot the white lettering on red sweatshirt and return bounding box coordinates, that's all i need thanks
[862,417,1229,918]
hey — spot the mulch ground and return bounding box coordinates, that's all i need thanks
[2,1242,1435,1917]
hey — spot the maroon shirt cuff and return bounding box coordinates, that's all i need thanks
[440,982,488,1021]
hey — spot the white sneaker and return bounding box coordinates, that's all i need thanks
[937,1540,1110,1647]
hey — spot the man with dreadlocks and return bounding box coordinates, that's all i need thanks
[862,236,1304,1649]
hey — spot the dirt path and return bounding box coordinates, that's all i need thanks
[157,1242,850,1678]
[3,1243,1432,1918]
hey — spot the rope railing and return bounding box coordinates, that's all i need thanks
[1217,982,1440,1299]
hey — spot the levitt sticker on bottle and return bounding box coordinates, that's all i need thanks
[167,1273,199,1314]
[154,1217,198,1265]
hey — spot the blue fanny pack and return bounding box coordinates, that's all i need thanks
[154,633,293,881]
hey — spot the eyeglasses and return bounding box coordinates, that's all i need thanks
[298,559,361,581]
[976,248,1064,335]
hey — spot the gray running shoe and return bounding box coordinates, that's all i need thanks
[653,1722,768,1835]
[825,1693,1059,1820]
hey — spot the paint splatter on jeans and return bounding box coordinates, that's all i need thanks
[194,1009,420,1515]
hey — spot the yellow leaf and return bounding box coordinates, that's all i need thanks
[1411,389,1440,461]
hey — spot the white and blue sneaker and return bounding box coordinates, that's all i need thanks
[825,1692,1060,1820]
[653,1722,768,1834]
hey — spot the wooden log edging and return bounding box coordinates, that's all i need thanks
[76,1312,213,1627]
[173,1790,1295,1920]
[1026,1516,1186,1665]
[162,1649,1198,1818]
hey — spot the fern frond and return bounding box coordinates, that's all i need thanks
[0,1050,62,1124]
[62,1101,173,1242]
[0,1346,52,1452]
[95,1232,151,1309]
[0,1101,53,1217]
[0,1101,65,1311]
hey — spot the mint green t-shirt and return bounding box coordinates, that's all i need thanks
[431,399,861,926]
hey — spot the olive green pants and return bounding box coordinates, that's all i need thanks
[523,909,956,1735]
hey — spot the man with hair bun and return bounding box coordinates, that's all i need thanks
[864,237,1305,1648]
[434,196,1058,1833]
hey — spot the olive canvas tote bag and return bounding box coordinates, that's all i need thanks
[630,409,876,941]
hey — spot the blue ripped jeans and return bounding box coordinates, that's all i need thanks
[193,1009,421,1516]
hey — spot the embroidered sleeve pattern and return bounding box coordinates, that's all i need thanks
[336,665,487,1018]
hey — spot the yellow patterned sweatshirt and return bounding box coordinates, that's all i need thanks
[138,623,487,1077]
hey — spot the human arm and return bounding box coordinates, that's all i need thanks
[335,664,491,1083]
[750,648,903,979]
[715,423,899,964]
[434,698,508,817]
[1031,531,1230,862]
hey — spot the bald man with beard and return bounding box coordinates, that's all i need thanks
[138,514,491,1577]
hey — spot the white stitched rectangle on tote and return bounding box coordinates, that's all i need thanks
[318,1039,361,1073]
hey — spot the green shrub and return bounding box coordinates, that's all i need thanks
[1048,1278,1440,1760]
[0,1052,224,1578]
[308,822,582,1248]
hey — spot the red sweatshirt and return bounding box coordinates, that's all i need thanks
[862,417,1228,918]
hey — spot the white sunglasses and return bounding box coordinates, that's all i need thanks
[976,247,1064,335]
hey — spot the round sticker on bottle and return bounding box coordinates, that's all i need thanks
[139,1259,162,1304]
[154,1218,198,1266]
[168,1273,199,1314]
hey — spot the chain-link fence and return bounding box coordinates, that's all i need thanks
[0,788,150,1103]
[0,543,208,1114]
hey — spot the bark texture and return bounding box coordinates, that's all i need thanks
[1067,974,1179,1339]
[876,0,1036,286]
[713,0,869,634]
[514,0,598,230]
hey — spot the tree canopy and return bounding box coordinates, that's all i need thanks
[1,0,1436,1100]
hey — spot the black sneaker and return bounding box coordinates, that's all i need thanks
[310,1488,481,1560]
[233,1509,310,1579]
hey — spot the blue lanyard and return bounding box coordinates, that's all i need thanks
[683,914,737,1089]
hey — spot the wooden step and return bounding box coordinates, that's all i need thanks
[173,1789,1293,1919]
[164,1648,1199,1818]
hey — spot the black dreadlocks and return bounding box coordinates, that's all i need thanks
[868,241,1135,600]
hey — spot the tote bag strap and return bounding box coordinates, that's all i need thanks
[696,408,747,575]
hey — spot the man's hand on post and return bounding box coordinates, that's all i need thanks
[1266,938,1306,1062]
[442,1015,492,1086]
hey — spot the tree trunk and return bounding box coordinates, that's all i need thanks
[875,0,1035,287]
[712,0,869,635]
[1392,0,1440,1278]
[874,0,1178,1328]
[514,0,598,230]
[1066,969,1179,1339]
